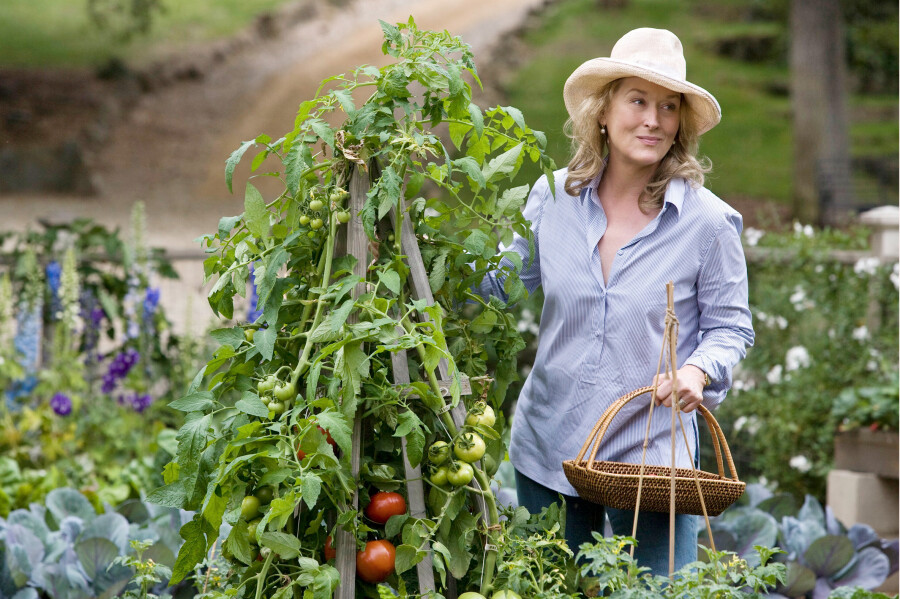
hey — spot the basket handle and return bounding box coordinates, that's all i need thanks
[573,386,741,481]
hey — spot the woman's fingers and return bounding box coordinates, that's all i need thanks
[653,368,704,412]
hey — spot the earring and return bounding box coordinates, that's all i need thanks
[600,125,607,135]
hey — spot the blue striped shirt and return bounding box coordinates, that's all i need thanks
[477,168,754,496]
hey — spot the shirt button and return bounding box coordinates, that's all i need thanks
[617,249,624,256]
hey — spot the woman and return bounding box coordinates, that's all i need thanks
[476,28,754,573]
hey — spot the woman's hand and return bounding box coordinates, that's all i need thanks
[653,365,706,412]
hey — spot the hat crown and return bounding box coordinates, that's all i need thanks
[609,28,686,82]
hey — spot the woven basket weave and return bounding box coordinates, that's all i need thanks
[562,386,745,516]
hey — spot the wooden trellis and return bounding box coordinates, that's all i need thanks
[332,166,488,599]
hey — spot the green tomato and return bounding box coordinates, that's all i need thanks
[446,461,474,487]
[465,401,496,428]
[241,495,261,520]
[267,400,286,415]
[429,465,449,487]
[329,191,343,204]
[428,441,451,465]
[492,592,522,599]
[253,486,274,504]
[482,453,498,477]
[310,218,324,230]
[336,210,351,224]
[453,432,486,463]
[244,329,255,343]
[299,215,310,226]
[247,518,262,544]
[257,375,276,394]
[309,199,324,211]
[273,381,296,402]
[459,593,487,599]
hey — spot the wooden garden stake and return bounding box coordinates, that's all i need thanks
[334,166,369,599]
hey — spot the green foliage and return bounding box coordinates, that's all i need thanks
[0,0,296,67]
[713,224,899,499]
[831,371,898,432]
[155,18,554,596]
[0,215,203,513]
[576,532,785,598]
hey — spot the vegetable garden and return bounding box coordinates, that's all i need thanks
[0,17,898,599]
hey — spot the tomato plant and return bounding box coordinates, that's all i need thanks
[150,17,554,598]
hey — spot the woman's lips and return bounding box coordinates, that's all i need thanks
[637,136,662,145]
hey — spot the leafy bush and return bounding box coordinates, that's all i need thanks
[711,224,898,499]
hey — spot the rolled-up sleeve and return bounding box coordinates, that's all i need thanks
[684,212,754,409]
[475,174,548,302]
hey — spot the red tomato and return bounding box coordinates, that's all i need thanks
[356,539,395,583]
[364,491,406,525]
[324,535,336,561]
[318,426,337,447]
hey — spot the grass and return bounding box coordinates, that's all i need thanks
[0,0,296,68]
[502,0,897,209]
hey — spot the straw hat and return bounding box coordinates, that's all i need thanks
[563,28,721,135]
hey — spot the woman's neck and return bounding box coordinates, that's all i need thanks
[597,158,657,210]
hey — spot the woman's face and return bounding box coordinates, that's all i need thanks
[601,77,681,171]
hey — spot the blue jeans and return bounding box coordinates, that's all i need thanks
[515,469,698,576]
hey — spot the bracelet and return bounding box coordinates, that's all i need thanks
[703,372,711,387]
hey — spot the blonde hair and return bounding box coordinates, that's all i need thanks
[563,79,711,213]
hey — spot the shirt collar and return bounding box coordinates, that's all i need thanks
[582,170,687,217]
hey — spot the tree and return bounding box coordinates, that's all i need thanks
[789,0,854,226]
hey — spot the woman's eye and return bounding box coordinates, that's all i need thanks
[631,98,644,105]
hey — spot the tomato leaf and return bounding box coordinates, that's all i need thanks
[260,532,302,559]
[394,543,424,574]
[235,392,269,418]
[300,473,322,510]
[225,140,254,194]
[316,412,352,456]
[169,391,215,413]
[244,182,269,239]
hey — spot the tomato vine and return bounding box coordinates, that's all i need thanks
[150,17,555,598]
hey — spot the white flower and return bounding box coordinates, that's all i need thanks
[734,415,748,432]
[792,222,814,238]
[789,285,814,311]
[867,360,879,372]
[789,455,812,473]
[775,316,788,330]
[744,227,764,247]
[766,364,783,385]
[891,263,899,290]
[785,346,811,371]
[854,257,880,277]
[852,326,870,341]
[734,415,761,436]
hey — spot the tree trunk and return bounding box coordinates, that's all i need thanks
[790,0,854,226]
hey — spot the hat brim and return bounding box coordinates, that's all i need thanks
[563,57,721,135]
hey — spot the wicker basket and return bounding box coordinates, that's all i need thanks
[562,386,745,516]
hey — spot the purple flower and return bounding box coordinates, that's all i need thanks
[131,393,153,413]
[45,261,61,294]
[46,261,62,320]
[101,348,141,394]
[50,392,72,416]
[247,264,262,322]
[143,287,160,324]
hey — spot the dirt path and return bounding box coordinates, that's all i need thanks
[0,0,544,251]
